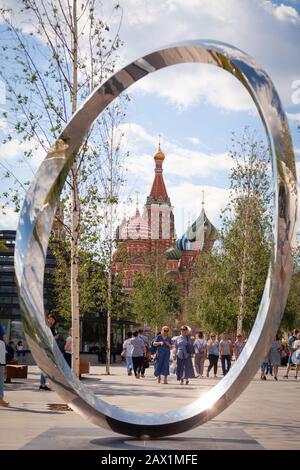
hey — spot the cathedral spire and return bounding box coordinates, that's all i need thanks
[147,142,169,205]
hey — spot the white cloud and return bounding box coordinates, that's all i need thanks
[188,137,200,145]
[114,0,300,108]
[272,4,300,24]
[120,122,231,235]
[0,138,45,169]
[0,207,19,230]
[134,64,256,112]
[121,122,232,180]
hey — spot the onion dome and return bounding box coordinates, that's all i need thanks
[165,246,181,260]
[154,143,165,161]
[176,208,218,252]
[120,208,150,240]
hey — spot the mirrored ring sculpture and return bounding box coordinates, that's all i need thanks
[15,40,297,438]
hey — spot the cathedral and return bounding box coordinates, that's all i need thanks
[113,144,217,299]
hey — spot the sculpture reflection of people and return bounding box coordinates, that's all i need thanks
[174,325,195,385]
[64,328,72,368]
[153,326,172,384]
[39,313,59,391]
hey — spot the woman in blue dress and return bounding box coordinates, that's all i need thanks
[153,326,172,384]
[175,325,195,385]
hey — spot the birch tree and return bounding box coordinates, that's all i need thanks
[0,0,124,376]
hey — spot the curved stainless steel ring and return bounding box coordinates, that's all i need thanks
[15,40,297,438]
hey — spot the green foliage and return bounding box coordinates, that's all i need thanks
[48,236,131,321]
[187,251,239,333]
[131,271,181,329]
[281,240,300,330]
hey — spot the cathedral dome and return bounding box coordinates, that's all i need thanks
[121,208,150,240]
[154,143,165,161]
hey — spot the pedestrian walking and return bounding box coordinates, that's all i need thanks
[270,334,281,381]
[219,332,232,376]
[283,329,299,378]
[153,326,172,384]
[175,325,195,385]
[131,331,146,379]
[122,332,133,376]
[234,334,245,360]
[138,329,149,378]
[194,331,207,377]
[292,332,300,379]
[206,333,219,378]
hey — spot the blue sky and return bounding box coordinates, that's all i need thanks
[0,0,299,237]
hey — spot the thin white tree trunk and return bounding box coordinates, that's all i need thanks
[106,148,113,375]
[237,233,247,336]
[71,0,80,377]
[237,267,245,335]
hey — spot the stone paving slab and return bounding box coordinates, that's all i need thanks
[21,426,263,450]
[1,364,300,450]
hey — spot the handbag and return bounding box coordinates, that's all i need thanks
[143,357,150,368]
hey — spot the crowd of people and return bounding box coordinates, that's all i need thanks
[122,326,300,385]
[1,318,300,406]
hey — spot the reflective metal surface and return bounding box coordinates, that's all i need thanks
[15,40,297,438]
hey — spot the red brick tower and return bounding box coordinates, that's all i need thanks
[113,144,175,290]
[145,143,175,254]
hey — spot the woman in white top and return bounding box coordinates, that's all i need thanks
[194,331,207,377]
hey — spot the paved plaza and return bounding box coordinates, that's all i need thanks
[1,363,300,450]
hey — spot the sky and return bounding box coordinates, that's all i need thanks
[0,0,299,237]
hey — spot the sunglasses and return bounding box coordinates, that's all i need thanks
[180,328,187,331]
[163,329,169,332]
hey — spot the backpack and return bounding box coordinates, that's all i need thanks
[150,338,157,354]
